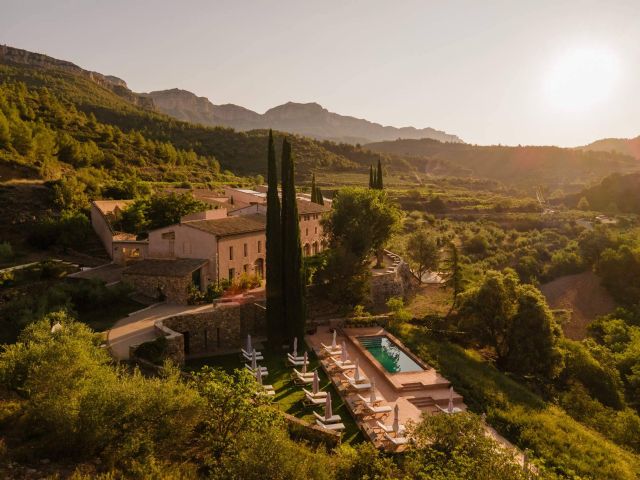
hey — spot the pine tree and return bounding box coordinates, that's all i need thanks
[265,130,284,346]
[376,159,383,189]
[369,165,374,189]
[281,138,306,341]
[0,110,11,149]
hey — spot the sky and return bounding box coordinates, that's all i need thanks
[2,0,639,146]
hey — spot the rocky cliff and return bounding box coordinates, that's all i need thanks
[0,45,154,109]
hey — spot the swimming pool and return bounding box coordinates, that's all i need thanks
[357,335,424,373]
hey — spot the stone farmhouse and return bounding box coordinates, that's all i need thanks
[90,187,330,303]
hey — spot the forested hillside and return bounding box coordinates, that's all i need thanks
[366,138,639,188]
[564,173,640,213]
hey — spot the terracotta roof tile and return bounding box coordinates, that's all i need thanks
[185,214,266,237]
[123,258,207,277]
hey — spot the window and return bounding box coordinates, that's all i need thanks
[306,228,309,236]
[228,268,235,280]
[161,231,175,240]
[243,264,249,273]
[229,246,234,260]
[257,240,262,253]
[244,243,248,257]
[315,226,318,234]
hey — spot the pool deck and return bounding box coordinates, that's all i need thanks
[306,325,466,451]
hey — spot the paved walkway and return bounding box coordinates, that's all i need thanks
[107,303,212,360]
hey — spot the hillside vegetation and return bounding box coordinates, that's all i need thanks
[366,138,639,188]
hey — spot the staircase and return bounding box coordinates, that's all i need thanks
[408,396,436,409]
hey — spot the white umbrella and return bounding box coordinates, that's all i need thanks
[448,386,454,413]
[354,358,361,382]
[255,366,263,385]
[392,404,400,434]
[369,377,377,403]
[341,341,349,363]
[246,334,252,352]
[331,329,337,349]
[312,370,320,394]
[302,351,308,374]
[251,348,258,371]
[325,392,333,421]
[293,337,298,357]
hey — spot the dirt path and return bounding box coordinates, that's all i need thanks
[540,271,616,339]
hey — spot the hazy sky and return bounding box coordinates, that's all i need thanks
[2,0,639,146]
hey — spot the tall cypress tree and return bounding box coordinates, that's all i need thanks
[265,130,284,346]
[281,138,306,341]
[376,159,384,189]
[310,173,317,203]
[315,186,324,206]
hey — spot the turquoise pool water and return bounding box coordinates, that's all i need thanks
[357,335,423,373]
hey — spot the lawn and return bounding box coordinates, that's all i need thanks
[185,348,364,444]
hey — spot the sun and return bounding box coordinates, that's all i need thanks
[543,47,620,113]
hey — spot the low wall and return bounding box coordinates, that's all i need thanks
[370,250,418,306]
[123,272,191,304]
[154,300,266,364]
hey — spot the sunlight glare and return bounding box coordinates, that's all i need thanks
[543,47,620,113]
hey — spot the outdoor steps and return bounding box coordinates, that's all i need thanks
[399,380,451,392]
[408,396,436,409]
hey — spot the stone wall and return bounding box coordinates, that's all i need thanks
[155,300,266,364]
[370,250,418,306]
[123,273,191,304]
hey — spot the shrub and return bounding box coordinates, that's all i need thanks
[0,241,14,262]
[134,336,169,365]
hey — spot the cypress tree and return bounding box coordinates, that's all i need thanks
[280,138,306,341]
[311,173,317,203]
[376,159,384,189]
[315,186,324,206]
[265,130,284,345]
[369,165,374,189]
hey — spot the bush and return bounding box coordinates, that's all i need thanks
[134,336,169,365]
[0,241,14,262]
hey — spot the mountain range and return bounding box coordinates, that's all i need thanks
[578,136,640,160]
[143,88,463,145]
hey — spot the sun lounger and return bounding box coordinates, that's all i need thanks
[302,388,327,398]
[316,420,346,431]
[241,348,262,358]
[287,352,307,362]
[242,351,264,361]
[436,405,463,414]
[343,373,369,385]
[345,380,372,392]
[245,365,268,376]
[376,421,406,435]
[361,402,392,417]
[357,394,382,406]
[303,394,326,406]
[320,343,342,355]
[313,411,342,424]
[287,356,308,367]
[384,432,409,446]
[293,368,315,378]
[293,371,315,385]
[329,356,354,366]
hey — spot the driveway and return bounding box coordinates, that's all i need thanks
[107,303,211,360]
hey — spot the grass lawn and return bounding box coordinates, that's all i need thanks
[186,349,364,444]
[78,297,143,332]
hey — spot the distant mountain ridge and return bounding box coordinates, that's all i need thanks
[578,136,640,160]
[144,88,463,145]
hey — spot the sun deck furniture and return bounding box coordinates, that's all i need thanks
[316,420,346,431]
[436,404,463,414]
[242,350,264,361]
[241,348,262,358]
[360,402,392,417]
[320,342,342,356]
[384,433,409,446]
[344,379,372,391]
[357,394,382,406]
[287,352,306,362]
[343,373,369,385]
[293,368,314,378]
[313,411,342,424]
[292,370,315,385]
[329,356,354,366]
[287,356,309,367]
[376,421,406,435]
[245,365,268,376]
[302,388,327,398]
[304,393,326,406]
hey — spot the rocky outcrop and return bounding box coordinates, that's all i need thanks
[0,45,154,109]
